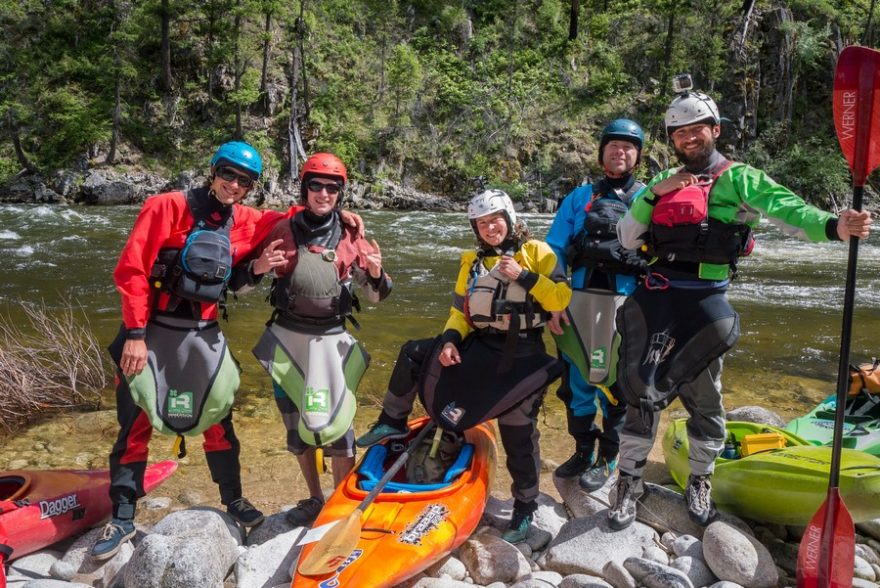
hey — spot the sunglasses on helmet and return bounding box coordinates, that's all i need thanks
[306,180,343,195]
[216,166,255,188]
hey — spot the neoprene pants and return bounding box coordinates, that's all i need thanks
[107,371,243,519]
[618,358,726,479]
[378,337,544,503]
[557,362,626,460]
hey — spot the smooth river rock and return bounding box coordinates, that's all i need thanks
[703,521,778,588]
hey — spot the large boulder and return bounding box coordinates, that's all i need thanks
[725,406,785,428]
[458,532,532,585]
[123,509,241,588]
[539,511,658,576]
[703,521,778,588]
[234,527,304,588]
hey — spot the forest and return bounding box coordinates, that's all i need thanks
[0,0,876,206]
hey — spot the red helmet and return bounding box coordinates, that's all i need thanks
[300,152,347,185]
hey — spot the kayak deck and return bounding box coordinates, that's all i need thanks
[291,419,496,588]
[663,419,880,525]
[0,460,177,560]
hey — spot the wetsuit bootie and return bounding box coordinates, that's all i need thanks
[90,518,136,561]
[579,456,617,492]
[554,449,595,478]
[227,497,265,527]
[286,496,324,527]
[356,422,409,448]
[608,474,642,530]
[685,474,717,526]
[501,500,536,544]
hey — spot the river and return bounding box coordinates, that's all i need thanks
[1,204,879,515]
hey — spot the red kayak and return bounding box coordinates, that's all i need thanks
[0,460,177,567]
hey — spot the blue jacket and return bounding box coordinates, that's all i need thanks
[546,184,637,296]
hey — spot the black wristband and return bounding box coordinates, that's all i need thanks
[515,269,539,290]
[439,329,462,347]
[825,218,842,241]
[125,327,146,340]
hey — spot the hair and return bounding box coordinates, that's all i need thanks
[473,218,532,251]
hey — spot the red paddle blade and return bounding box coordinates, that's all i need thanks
[797,488,855,588]
[833,46,880,186]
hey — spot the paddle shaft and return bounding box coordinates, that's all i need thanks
[818,49,876,588]
[356,421,436,514]
[828,51,875,492]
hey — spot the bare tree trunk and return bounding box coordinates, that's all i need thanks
[260,10,272,110]
[663,6,676,68]
[159,0,173,92]
[568,0,579,41]
[207,2,216,98]
[864,0,878,46]
[107,72,122,165]
[775,8,795,126]
[233,0,243,139]
[298,3,311,118]
[288,4,308,178]
[734,0,756,58]
[7,109,37,173]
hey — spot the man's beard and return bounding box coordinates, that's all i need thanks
[674,140,715,169]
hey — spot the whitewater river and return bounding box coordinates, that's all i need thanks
[2,203,879,513]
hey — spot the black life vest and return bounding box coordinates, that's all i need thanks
[645,161,754,266]
[270,213,359,328]
[567,177,647,276]
[151,189,234,308]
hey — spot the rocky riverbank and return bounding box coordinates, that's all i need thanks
[8,474,880,588]
[0,169,558,214]
[6,407,880,588]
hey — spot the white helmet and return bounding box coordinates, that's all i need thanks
[467,189,517,225]
[665,91,720,134]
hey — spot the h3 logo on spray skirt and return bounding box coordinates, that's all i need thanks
[167,389,194,418]
[305,387,330,414]
[590,347,607,370]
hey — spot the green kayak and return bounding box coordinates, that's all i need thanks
[784,393,880,455]
[662,419,880,525]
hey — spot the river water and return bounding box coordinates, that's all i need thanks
[1,204,879,514]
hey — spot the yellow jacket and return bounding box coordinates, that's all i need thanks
[443,239,571,340]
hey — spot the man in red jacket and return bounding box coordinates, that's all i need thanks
[94,142,365,560]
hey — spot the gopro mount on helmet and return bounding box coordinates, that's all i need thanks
[672,73,694,95]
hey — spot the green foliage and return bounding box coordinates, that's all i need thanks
[0,0,868,207]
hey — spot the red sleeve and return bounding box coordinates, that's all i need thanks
[113,193,190,329]
[233,204,304,262]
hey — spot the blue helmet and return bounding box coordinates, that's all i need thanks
[210,141,262,179]
[599,118,644,164]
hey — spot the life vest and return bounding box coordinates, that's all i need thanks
[270,216,359,327]
[645,161,755,266]
[150,189,234,307]
[465,256,546,332]
[568,178,646,275]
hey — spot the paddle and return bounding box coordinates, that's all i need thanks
[797,45,880,588]
[297,420,436,577]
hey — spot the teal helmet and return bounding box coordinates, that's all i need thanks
[210,141,262,180]
[598,119,644,165]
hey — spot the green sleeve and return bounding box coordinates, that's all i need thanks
[728,164,835,242]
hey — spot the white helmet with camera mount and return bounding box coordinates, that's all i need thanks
[665,89,720,134]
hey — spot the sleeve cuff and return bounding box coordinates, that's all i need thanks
[125,327,146,340]
[515,269,539,290]
[825,218,842,241]
[367,268,385,288]
[439,330,462,347]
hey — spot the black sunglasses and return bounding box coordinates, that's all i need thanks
[306,180,342,195]
[217,166,255,188]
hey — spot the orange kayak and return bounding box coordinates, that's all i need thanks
[0,460,177,562]
[291,418,496,588]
